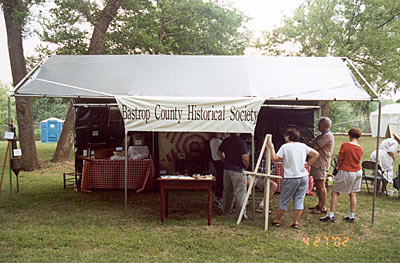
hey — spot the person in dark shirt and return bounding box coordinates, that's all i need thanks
[217,133,249,219]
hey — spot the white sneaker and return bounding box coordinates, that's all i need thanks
[256,206,264,213]
[243,214,249,220]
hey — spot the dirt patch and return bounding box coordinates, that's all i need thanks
[38,159,74,175]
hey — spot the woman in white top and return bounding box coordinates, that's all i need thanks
[269,129,319,229]
[370,133,400,194]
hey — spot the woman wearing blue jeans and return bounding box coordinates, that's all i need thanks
[269,129,319,229]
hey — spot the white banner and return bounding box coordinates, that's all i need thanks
[115,96,264,134]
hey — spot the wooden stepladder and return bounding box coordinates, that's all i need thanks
[236,134,281,230]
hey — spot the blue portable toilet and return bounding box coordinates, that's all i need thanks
[40,118,64,143]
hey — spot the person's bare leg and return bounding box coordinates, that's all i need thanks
[273,208,285,223]
[382,179,388,194]
[293,209,303,225]
[376,180,381,194]
[315,180,327,210]
[349,192,357,213]
[329,191,340,212]
[258,181,277,208]
[270,181,277,198]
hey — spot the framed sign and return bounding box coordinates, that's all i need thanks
[13,149,22,156]
[4,131,14,140]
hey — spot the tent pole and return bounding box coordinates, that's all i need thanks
[251,134,255,220]
[124,132,128,213]
[8,94,13,213]
[372,100,381,224]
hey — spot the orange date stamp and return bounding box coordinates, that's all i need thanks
[302,236,350,247]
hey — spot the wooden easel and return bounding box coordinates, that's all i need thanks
[236,134,281,230]
[0,141,11,191]
[1,119,14,191]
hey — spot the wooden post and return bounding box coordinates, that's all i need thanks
[237,134,269,225]
[264,141,272,230]
[237,134,275,231]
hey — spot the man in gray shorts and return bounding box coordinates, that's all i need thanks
[309,117,334,214]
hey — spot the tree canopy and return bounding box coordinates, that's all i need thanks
[38,0,250,55]
[255,0,400,95]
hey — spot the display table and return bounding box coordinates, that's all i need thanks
[81,159,155,193]
[157,177,215,226]
[271,162,315,196]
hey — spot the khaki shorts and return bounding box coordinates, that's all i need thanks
[310,167,327,180]
[333,170,362,194]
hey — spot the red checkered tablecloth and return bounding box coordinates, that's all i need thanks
[81,159,156,193]
[271,162,315,196]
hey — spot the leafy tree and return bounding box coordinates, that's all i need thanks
[329,98,395,133]
[255,0,400,95]
[31,98,69,123]
[105,0,250,55]
[39,0,250,55]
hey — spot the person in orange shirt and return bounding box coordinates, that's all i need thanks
[320,128,364,223]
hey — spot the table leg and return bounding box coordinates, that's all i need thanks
[208,187,212,226]
[165,189,169,217]
[160,186,165,222]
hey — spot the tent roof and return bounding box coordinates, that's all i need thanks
[371,103,400,115]
[13,55,375,101]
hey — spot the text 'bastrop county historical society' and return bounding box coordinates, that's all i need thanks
[121,104,259,124]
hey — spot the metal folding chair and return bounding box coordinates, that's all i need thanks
[361,161,384,193]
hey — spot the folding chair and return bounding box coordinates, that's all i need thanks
[326,155,338,191]
[63,172,82,190]
[361,161,384,193]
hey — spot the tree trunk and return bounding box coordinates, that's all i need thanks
[51,103,74,162]
[88,0,124,54]
[3,0,39,170]
[320,102,330,117]
[52,0,124,162]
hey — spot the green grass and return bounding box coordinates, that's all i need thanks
[0,137,400,263]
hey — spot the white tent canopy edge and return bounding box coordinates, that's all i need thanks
[12,55,377,101]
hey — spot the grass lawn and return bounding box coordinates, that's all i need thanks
[0,137,400,263]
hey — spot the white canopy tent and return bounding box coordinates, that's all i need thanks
[9,55,382,223]
[370,103,400,137]
[15,55,372,101]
